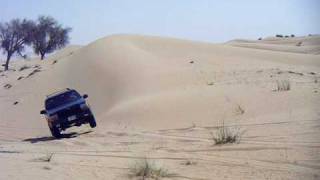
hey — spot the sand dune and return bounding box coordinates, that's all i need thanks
[227,35,320,54]
[0,34,320,179]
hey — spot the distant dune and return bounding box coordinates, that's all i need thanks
[227,35,320,54]
[0,34,319,180]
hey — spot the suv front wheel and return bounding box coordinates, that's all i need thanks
[49,125,61,138]
[88,116,96,128]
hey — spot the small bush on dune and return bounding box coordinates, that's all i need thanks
[296,41,302,46]
[276,80,290,91]
[130,158,169,179]
[211,122,242,145]
[18,65,31,71]
[235,104,245,115]
[37,152,54,162]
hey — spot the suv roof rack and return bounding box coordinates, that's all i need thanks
[46,88,72,98]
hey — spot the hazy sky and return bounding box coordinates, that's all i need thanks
[1,0,320,45]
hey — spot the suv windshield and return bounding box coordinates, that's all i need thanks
[45,90,81,110]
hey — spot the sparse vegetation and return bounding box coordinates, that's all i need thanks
[33,64,40,68]
[52,60,58,64]
[181,160,197,166]
[276,80,290,91]
[4,83,12,89]
[18,65,31,71]
[275,34,297,38]
[43,166,51,170]
[26,69,41,78]
[31,16,71,60]
[0,19,35,71]
[38,153,54,162]
[211,121,242,145]
[0,16,71,70]
[296,41,302,46]
[235,104,245,115]
[130,158,169,179]
[287,71,303,76]
[207,81,214,86]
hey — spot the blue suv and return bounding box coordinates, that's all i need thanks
[40,88,96,138]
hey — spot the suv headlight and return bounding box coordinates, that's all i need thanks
[80,103,89,111]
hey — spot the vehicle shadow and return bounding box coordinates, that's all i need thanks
[23,130,93,143]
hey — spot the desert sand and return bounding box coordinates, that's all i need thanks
[0,34,320,179]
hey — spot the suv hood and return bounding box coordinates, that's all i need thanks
[46,98,85,116]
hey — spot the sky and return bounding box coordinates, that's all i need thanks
[1,0,320,45]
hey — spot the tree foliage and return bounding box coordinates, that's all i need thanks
[0,19,34,70]
[32,16,71,60]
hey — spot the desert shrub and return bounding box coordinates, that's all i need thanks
[18,65,31,71]
[296,41,302,46]
[287,71,303,76]
[207,81,214,86]
[26,69,41,78]
[211,122,242,145]
[291,34,295,37]
[285,35,289,38]
[276,80,290,91]
[4,83,12,89]
[181,160,197,166]
[258,37,262,40]
[37,153,54,162]
[130,158,169,179]
[276,34,283,38]
[235,104,245,115]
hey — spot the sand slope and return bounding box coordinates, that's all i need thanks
[0,34,320,179]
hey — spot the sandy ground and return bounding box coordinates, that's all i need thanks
[0,34,320,180]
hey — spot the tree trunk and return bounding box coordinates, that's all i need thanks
[40,52,45,60]
[4,52,12,71]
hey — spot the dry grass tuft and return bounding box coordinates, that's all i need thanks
[130,158,169,179]
[211,121,242,145]
[38,153,54,162]
[235,104,245,115]
[4,83,12,89]
[276,80,290,91]
[18,65,31,71]
[26,69,41,78]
